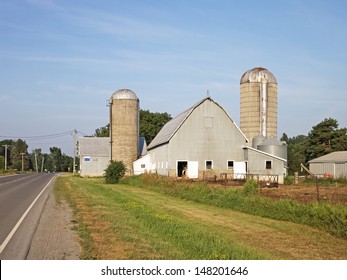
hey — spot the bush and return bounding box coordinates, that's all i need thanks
[105,160,126,184]
[243,179,259,195]
[284,176,295,185]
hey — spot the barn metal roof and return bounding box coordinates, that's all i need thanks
[147,97,248,150]
[258,137,286,146]
[243,146,287,162]
[79,137,111,156]
[308,151,347,163]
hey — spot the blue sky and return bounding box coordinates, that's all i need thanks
[1,0,346,156]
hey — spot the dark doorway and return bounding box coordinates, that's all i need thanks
[177,161,188,177]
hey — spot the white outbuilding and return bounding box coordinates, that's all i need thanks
[309,151,347,178]
[79,137,111,177]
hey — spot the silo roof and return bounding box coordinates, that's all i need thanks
[258,137,286,146]
[111,88,138,100]
[240,67,277,84]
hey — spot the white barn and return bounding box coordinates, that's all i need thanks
[133,97,287,182]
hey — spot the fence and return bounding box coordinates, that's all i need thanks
[219,173,279,188]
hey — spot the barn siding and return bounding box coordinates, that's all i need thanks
[245,148,286,183]
[310,162,335,177]
[168,99,247,174]
[335,163,347,178]
[310,162,347,178]
[79,137,111,177]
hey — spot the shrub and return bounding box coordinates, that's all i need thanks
[243,179,259,195]
[284,176,295,185]
[105,160,126,184]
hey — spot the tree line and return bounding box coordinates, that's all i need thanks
[281,118,347,175]
[94,109,172,144]
[0,140,74,173]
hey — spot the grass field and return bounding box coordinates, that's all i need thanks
[55,175,347,260]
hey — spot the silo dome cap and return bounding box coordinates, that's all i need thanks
[258,137,286,146]
[111,88,138,100]
[240,67,277,84]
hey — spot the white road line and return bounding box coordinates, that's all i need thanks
[0,175,56,254]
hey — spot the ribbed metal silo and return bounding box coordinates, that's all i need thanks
[257,137,287,163]
[110,89,139,175]
[240,67,278,145]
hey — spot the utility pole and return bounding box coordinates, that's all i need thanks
[41,156,45,173]
[2,144,10,171]
[34,151,38,173]
[20,152,25,171]
[73,128,77,175]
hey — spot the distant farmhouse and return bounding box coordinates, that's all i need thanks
[79,67,288,183]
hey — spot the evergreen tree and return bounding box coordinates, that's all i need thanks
[283,134,307,175]
[305,118,347,162]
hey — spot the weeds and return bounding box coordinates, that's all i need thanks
[242,179,259,195]
[123,175,347,239]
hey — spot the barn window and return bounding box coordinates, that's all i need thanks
[227,161,234,169]
[141,164,146,168]
[206,160,213,169]
[266,160,272,169]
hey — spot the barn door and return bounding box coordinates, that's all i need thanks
[187,161,199,178]
[234,161,247,175]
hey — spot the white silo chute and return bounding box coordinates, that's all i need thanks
[260,81,267,137]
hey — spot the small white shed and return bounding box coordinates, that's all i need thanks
[79,137,111,177]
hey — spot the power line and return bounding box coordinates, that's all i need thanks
[0,131,74,140]
[0,130,92,140]
[76,130,90,136]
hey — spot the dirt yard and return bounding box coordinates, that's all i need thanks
[206,178,347,206]
[260,184,347,205]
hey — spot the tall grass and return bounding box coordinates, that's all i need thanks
[122,175,347,239]
[301,177,347,187]
[55,175,266,259]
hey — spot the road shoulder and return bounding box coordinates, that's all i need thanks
[26,187,81,260]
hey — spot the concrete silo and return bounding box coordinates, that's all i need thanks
[109,89,139,175]
[240,67,278,145]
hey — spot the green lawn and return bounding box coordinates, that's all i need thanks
[55,175,347,260]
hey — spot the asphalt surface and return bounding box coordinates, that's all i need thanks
[0,173,80,260]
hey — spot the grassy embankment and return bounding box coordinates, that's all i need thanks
[54,174,347,260]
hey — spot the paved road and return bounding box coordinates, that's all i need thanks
[0,173,57,259]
